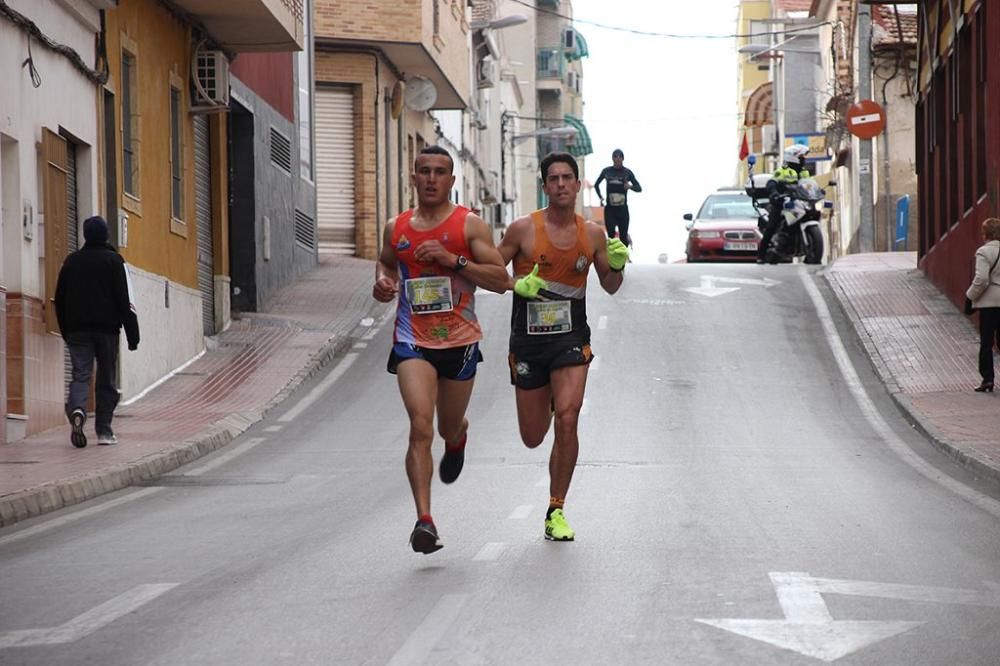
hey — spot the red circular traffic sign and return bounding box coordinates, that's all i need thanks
[846,100,886,139]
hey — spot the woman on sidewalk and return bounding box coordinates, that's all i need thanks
[965,217,1000,392]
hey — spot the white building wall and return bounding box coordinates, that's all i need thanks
[0,0,102,295]
[120,264,203,399]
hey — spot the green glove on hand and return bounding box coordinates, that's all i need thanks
[514,263,548,299]
[607,237,629,271]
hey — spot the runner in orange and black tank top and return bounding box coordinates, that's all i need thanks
[392,205,482,350]
[510,210,593,349]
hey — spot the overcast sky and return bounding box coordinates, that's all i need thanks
[572,0,740,263]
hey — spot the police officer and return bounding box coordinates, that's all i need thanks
[758,144,810,264]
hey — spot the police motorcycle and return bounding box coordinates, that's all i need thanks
[745,153,826,265]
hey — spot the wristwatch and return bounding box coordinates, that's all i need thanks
[454,255,468,271]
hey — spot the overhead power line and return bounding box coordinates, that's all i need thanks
[509,0,833,39]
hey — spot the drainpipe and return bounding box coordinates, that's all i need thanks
[368,52,381,257]
[857,3,875,253]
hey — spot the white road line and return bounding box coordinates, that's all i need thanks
[535,476,549,488]
[278,352,360,423]
[597,315,608,330]
[185,437,266,477]
[386,593,470,666]
[508,505,534,520]
[473,542,506,561]
[801,269,1000,519]
[263,425,283,433]
[352,341,368,349]
[590,356,601,372]
[0,488,163,548]
[0,584,178,649]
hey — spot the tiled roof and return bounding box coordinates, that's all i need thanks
[873,5,918,47]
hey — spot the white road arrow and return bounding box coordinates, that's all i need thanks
[701,275,782,288]
[682,276,740,298]
[0,584,177,649]
[696,572,925,662]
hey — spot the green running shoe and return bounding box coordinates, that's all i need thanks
[544,508,575,541]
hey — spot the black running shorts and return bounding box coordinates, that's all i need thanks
[508,340,593,390]
[387,342,483,380]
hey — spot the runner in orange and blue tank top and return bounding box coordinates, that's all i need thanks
[373,145,509,555]
[498,151,631,544]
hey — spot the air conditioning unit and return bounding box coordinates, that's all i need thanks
[192,48,230,110]
[562,27,575,50]
[477,59,496,89]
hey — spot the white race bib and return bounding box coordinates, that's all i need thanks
[527,300,572,335]
[608,193,626,206]
[405,277,453,314]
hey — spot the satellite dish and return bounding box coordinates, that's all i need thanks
[390,80,405,119]
[403,76,437,112]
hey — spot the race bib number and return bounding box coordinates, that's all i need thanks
[608,192,626,206]
[527,300,572,335]
[405,277,453,314]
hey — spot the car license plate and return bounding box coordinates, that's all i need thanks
[723,241,757,251]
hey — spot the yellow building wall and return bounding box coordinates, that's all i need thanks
[104,0,199,290]
[736,0,772,184]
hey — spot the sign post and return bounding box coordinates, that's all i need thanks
[895,194,910,250]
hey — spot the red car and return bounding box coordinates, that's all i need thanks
[684,190,761,263]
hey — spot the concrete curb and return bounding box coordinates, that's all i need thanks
[0,293,388,529]
[822,269,1000,487]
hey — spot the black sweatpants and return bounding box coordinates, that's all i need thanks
[604,206,631,246]
[65,331,120,434]
[978,307,1000,382]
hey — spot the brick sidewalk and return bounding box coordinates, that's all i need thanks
[0,255,389,527]
[826,252,1000,483]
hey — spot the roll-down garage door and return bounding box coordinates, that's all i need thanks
[315,87,356,255]
[193,115,214,335]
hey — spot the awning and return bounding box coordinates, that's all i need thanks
[566,29,589,61]
[563,114,592,157]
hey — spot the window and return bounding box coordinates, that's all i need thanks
[121,45,139,198]
[697,194,758,220]
[169,84,183,221]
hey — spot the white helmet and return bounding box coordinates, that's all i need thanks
[783,144,810,165]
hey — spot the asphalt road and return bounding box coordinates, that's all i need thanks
[2,263,999,665]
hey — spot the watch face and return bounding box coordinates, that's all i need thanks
[457,255,468,268]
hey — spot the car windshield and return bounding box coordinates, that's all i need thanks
[696,194,757,220]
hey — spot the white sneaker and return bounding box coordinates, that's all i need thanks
[96,432,118,446]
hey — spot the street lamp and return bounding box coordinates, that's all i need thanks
[469,14,528,31]
[511,126,577,145]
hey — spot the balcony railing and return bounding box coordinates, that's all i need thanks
[536,48,564,80]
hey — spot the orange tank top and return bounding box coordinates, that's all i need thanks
[392,206,482,348]
[510,210,593,341]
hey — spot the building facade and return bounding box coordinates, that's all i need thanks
[313,0,471,260]
[1,0,108,440]
[915,0,998,306]
[0,0,303,441]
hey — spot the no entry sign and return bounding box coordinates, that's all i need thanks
[846,100,886,139]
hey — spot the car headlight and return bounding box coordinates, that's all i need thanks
[693,231,721,239]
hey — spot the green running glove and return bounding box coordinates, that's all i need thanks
[514,263,548,299]
[607,237,629,271]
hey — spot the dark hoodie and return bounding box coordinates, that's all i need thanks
[54,217,140,349]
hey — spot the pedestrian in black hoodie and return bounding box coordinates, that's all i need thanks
[54,216,140,447]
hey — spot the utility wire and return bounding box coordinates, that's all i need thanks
[509,0,832,39]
